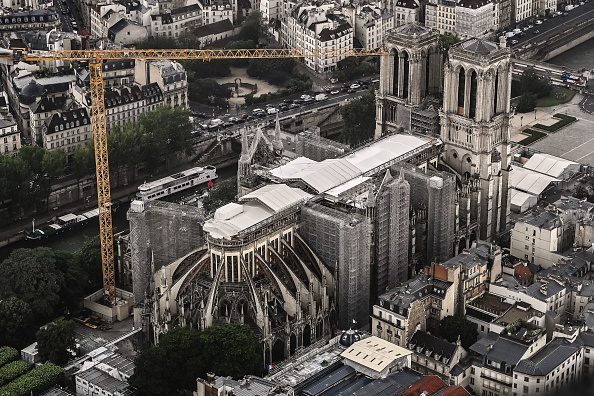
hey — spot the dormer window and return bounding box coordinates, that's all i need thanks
[54,126,58,132]
[60,125,63,130]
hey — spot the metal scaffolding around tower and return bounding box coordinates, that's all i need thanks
[127,200,204,304]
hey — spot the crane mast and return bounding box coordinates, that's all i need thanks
[0,47,387,306]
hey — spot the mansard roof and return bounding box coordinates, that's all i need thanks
[44,108,91,135]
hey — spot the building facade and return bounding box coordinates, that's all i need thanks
[42,108,92,159]
[0,117,20,156]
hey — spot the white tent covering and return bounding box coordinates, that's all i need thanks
[511,167,559,196]
[524,153,580,180]
[268,134,433,193]
[204,184,311,239]
[510,188,538,213]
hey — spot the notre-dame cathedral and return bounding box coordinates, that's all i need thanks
[130,23,514,366]
[376,23,512,243]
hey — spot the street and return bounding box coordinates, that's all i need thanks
[511,2,594,51]
[54,0,84,32]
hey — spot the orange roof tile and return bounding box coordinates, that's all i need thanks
[399,375,446,396]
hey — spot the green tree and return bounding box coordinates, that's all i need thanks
[139,106,194,170]
[53,250,88,310]
[188,78,232,106]
[130,327,204,396]
[40,149,67,210]
[0,248,63,319]
[516,91,537,113]
[72,143,95,201]
[247,57,296,86]
[76,235,103,292]
[440,34,462,59]
[340,89,376,145]
[439,314,478,349]
[520,67,552,98]
[226,40,257,67]
[203,179,237,213]
[0,297,34,349]
[177,31,201,49]
[237,11,264,45]
[36,320,76,365]
[200,324,262,379]
[0,155,33,219]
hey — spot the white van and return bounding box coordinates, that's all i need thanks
[208,118,223,129]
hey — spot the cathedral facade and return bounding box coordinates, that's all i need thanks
[377,24,512,244]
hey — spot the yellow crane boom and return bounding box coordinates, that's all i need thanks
[1,46,387,305]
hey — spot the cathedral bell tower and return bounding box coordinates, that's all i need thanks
[375,23,442,139]
[439,38,512,241]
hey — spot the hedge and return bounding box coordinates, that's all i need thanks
[0,363,63,396]
[517,129,546,145]
[0,361,29,386]
[533,113,576,132]
[0,348,18,369]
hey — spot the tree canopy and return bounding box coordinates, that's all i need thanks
[340,89,376,145]
[0,297,34,349]
[202,179,237,213]
[130,325,262,396]
[0,247,64,319]
[36,320,76,365]
[438,314,478,349]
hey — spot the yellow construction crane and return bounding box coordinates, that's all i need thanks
[0,47,386,305]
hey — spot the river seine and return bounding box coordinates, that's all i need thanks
[548,37,594,70]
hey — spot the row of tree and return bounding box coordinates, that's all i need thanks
[129,325,262,396]
[0,146,66,222]
[340,89,376,145]
[0,242,102,350]
[517,68,553,113]
[0,106,194,223]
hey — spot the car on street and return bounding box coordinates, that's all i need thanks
[330,89,340,95]
[289,103,300,109]
[347,88,355,93]
[528,24,534,28]
[300,94,312,100]
[267,107,279,114]
[350,83,361,89]
[535,20,542,24]
[510,40,518,45]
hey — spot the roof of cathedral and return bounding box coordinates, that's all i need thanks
[460,39,498,54]
[393,22,428,36]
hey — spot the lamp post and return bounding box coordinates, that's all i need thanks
[534,108,537,120]
[521,115,523,126]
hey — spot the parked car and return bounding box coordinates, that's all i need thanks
[510,40,519,45]
[289,103,300,109]
[267,107,279,115]
[350,83,361,89]
[252,108,265,115]
[330,89,340,95]
[535,20,542,24]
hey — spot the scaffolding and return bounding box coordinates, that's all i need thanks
[395,163,456,265]
[295,126,350,162]
[375,171,410,292]
[300,203,370,329]
[127,200,204,304]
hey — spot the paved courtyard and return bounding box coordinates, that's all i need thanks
[512,94,594,167]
